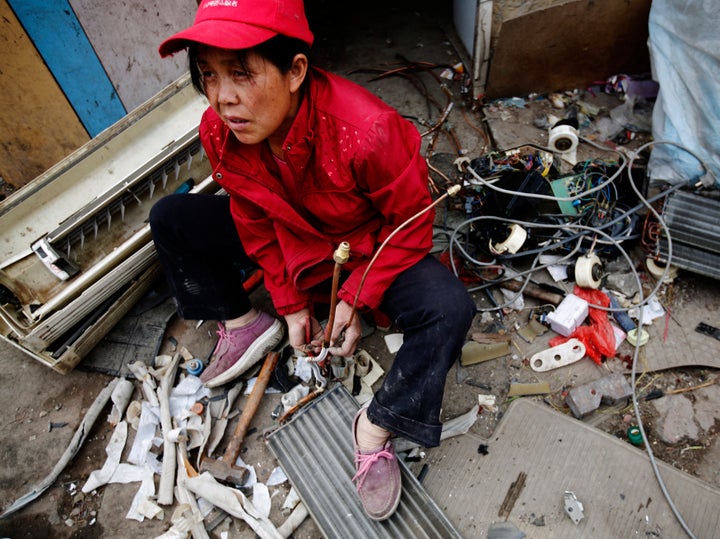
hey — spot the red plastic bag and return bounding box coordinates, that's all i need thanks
[549,286,616,364]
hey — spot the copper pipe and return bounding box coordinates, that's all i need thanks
[347,185,462,329]
[323,241,350,348]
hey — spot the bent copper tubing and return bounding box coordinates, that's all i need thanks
[322,241,350,350]
[347,184,462,329]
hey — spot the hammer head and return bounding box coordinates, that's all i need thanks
[199,456,249,487]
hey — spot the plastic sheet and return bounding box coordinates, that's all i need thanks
[647,0,720,188]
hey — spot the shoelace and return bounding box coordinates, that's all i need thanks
[211,323,238,359]
[215,322,231,342]
[352,448,395,489]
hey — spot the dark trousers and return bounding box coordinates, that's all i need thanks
[149,193,476,448]
[149,193,254,320]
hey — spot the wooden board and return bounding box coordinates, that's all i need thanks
[485,0,652,98]
[7,0,127,137]
[69,0,197,113]
[0,1,89,188]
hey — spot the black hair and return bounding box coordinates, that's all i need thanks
[188,34,311,95]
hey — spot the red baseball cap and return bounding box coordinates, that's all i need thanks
[159,0,314,58]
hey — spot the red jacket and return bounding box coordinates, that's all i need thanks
[200,67,433,316]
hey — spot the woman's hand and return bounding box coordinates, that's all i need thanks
[284,308,323,354]
[327,300,361,358]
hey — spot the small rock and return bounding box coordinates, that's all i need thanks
[651,394,699,443]
[692,385,720,432]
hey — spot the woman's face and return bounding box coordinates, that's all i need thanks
[196,45,306,152]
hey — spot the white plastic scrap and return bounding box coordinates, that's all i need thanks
[281,487,301,512]
[277,502,309,539]
[341,351,385,406]
[383,333,404,354]
[155,504,202,538]
[107,378,135,426]
[266,467,287,487]
[395,403,480,453]
[293,355,315,384]
[169,375,209,419]
[631,295,666,325]
[82,421,128,493]
[183,472,283,539]
[125,465,158,521]
[539,254,571,282]
[135,497,164,520]
[128,361,159,407]
[174,446,210,539]
[478,394,498,413]
[126,400,143,430]
[500,286,525,311]
[252,483,272,518]
[127,401,161,470]
[154,353,181,506]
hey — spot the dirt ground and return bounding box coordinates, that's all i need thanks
[1,1,719,538]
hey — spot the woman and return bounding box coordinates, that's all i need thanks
[151,0,475,521]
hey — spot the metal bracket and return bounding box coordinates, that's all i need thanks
[530,339,586,372]
[564,491,584,525]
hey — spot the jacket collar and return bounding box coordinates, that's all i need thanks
[281,67,322,167]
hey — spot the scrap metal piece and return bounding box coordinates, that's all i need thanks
[488,521,526,539]
[266,384,462,538]
[517,317,548,344]
[564,491,584,525]
[507,382,551,397]
[695,322,720,342]
[461,340,511,366]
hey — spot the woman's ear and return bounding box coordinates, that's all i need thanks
[288,54,309,93]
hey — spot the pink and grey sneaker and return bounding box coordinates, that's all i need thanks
[200,312,284,388]
[351,409,402,521]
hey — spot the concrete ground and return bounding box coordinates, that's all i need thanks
[1,1,719,538]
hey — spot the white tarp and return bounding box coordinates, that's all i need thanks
[647,0,720,188]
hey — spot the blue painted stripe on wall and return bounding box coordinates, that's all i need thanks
[8,0,127,137]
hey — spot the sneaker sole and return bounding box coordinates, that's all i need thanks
[203,319,284,388]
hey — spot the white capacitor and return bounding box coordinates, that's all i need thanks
[490,223,527,255]
[575,253,602,289]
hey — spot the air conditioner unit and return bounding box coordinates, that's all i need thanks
[0,75,216,373]
[657,190,720,280]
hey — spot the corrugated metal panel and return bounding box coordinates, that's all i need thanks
[661,190,720,251]
[658,239,720,279]
[266,384,463,539]
[658,190,720,279]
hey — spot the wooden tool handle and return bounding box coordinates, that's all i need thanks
[223,350,280,461]
[499,279,564,305]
